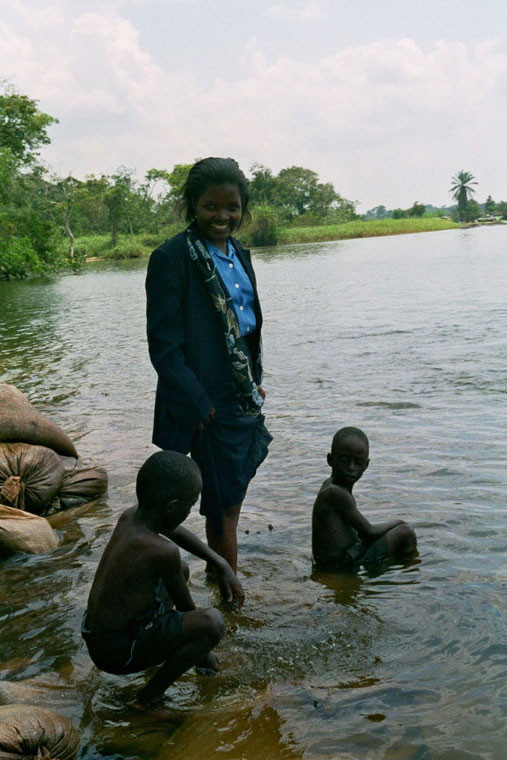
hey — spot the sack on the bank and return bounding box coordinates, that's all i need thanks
[0,505,58,555]
[0,704,79,759]
[0,444,64,515]
[0,385,78,459]
[58,466,108,510]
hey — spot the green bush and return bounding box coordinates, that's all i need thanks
[0,209,62,278]
[0,236,42,279]
[15,210,59,266]
[240,205,279,247]
[99,236,153,259]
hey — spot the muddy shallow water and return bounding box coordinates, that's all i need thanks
[1,225,506,759]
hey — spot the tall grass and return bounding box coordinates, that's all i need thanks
[58,218,459,262]
[277,217,459,244]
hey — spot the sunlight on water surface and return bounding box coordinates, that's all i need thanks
[1,225,506,759]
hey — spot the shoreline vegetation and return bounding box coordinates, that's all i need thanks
[275,216,460,244]
[76,217,462,263]
[3,83,505,280]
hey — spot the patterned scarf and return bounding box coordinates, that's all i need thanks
[186,230,263,417]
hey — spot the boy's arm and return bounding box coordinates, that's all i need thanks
[166,526,245,607]
[158,545,196,612]
[324,485,404,541]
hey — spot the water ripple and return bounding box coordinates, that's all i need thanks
[1,229,506,759]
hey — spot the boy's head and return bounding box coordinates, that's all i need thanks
[136,451,202,528]
[327,427,369,489]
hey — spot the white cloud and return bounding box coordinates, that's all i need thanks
[6,0,65,29]
[267,0,330,23]
[214,37,507,206]
[1,0,506,207]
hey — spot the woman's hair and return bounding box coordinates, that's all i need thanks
[180,157,252,226]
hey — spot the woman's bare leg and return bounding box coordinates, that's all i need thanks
[206,502,242,573]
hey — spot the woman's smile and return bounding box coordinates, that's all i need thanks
[194,183,242,252]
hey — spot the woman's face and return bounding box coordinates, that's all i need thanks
[194,183,242,250]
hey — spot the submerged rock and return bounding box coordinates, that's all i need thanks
[156,692,303,760]
[0,681,47,708]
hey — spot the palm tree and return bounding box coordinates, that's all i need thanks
[450,170,478,222]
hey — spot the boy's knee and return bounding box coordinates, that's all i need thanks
[200,608,225,645]
[397,524,417,551]
[181,559,190,581]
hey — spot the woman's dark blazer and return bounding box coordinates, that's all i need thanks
[146,229,264,452]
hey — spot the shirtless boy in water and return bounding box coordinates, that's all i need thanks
[82,450,244,715]
[312,427,417,571]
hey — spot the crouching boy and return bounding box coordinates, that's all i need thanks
[82,450,244,714]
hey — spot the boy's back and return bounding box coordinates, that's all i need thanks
[86,507,181,632]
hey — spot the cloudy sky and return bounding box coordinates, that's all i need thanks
[1,0,506,210]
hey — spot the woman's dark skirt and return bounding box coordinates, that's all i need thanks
[191,410,272,535]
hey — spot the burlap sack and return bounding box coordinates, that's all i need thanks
[0,385,77,459]
[0,704,79,760]
[0,506,58,555]
[0,444,64,515]
[58,467,108,510]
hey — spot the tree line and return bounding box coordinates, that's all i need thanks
[0,84,360,279]
[448,170,507,223]
[366,171,507,223]
[2,83,506,280]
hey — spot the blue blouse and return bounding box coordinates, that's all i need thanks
[205,239,257,336]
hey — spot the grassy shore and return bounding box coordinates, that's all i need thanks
[63,229,180,262]
[277,217,459,244]
[65,217,459,262]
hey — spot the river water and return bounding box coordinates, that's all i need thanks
[0,226,506,759]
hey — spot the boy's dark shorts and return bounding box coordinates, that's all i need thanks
[82,600,184,675]
[314,535,388,573]
[347,535,388,569]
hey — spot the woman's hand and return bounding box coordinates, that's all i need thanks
[257,385,266,400]
[193,407,215,432]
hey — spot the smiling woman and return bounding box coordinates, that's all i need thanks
[193,184,243,253]
[145,158,271,575]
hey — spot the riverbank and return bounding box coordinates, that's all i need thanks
[276,216,459,244]
[73,217,460,262]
